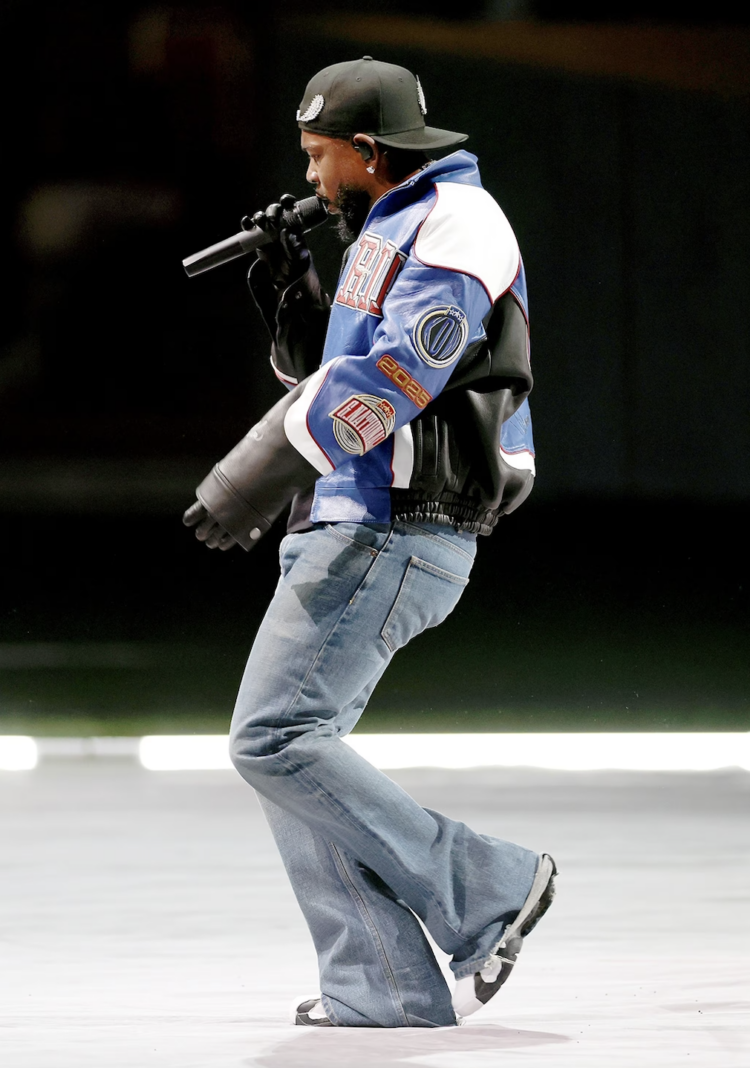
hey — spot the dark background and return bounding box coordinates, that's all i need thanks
[1,2,748,735]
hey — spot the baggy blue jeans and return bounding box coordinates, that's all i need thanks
[229,520,538,1027]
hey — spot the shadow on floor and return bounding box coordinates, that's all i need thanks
[251,1022,570,1066]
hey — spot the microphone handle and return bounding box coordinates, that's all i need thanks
[182,196,328,277]
[182,228,270,276]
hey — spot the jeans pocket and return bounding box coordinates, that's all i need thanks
[381,556,470,654]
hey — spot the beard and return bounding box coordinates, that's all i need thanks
[332,183,372,243]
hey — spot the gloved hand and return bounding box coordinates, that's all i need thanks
[182,501,237,551]
[244,193,311,291]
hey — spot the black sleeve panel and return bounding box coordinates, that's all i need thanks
[445,290,533,408]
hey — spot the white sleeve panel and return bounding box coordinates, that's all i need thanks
[414,183,520,303]
[500,447,536,476]
[283,364,336,476]
[391,424,415,488]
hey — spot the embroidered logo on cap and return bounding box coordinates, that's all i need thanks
[416,76,427,116]
[297,94,325,122]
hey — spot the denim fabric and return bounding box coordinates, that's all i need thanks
[229,520,538,1027]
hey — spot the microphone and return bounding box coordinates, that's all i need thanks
[182,196,329,277]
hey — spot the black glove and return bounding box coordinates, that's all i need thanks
[244,193,311,292]
[182,500,237,551]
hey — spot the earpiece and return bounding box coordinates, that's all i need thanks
[353,140,374,163]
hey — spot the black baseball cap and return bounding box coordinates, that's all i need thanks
[296,56,468,151]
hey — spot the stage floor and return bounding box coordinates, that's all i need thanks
[1,760,748,1067]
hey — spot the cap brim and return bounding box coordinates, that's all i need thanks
[372,126,468,150]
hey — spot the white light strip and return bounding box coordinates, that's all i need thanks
[346,733,750,771]
[36,737,141,759]
[139,735,232,770]
[0,736,38,770]
[133,733,750,773]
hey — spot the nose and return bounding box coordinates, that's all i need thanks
[306,160,318,188]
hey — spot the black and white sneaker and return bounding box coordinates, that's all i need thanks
[452,853,558,1018]
[291,996,333,1027]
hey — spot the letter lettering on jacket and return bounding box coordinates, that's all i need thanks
[336,231,406,317]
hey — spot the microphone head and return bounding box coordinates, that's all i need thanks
[290,195,330,232]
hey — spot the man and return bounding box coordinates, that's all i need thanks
[184,56,556,1028]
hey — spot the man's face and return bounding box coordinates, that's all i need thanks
[302,130,375,241]
[301,130,367,210]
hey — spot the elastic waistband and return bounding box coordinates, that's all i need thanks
[390,490,499,537]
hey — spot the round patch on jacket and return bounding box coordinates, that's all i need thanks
[413,305,468,368]
[329,394,396,455]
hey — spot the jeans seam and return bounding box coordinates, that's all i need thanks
[323,524,383,554]
[397,520,477,564]
[328,842,410,1027]
[406,555,470,584]
[273,746,464,944]
[321,993,344,1026]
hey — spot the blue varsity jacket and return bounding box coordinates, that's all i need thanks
[251,149,535,535]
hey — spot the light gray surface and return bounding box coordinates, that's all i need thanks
[1,761,748,1067]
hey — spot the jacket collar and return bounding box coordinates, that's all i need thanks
[363,150,482,226]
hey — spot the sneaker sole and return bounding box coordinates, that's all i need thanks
[289,994,333,1027]
[491,853,557,954]
[452,853,557,1018]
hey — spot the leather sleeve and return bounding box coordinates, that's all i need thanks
[195,382,320,551]
[446,291,533,404]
